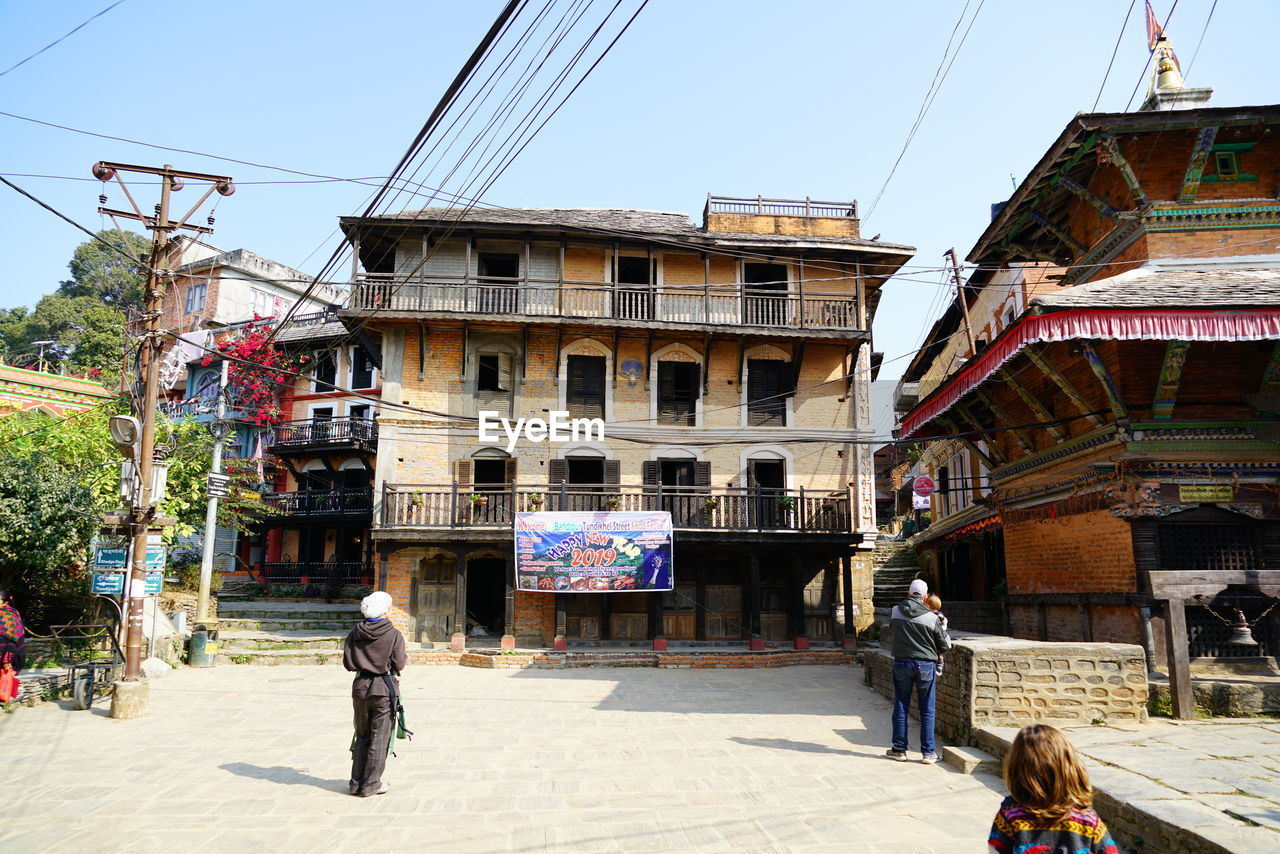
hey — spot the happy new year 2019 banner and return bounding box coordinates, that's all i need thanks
[514,511,673,592]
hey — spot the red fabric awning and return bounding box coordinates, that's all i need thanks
[899,308,1280,438]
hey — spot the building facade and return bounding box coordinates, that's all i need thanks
[338,197,914,648]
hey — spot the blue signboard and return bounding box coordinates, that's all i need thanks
[94,546,128,569]
[91,572,125,595]
[514,511,673,592]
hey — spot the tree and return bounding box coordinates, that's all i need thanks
[57,229,151,311]
[0,294,126,381]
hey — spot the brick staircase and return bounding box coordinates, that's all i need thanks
[872,536,920,611]
[213,600,361,665]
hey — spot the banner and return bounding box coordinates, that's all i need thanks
[515,511,673,592]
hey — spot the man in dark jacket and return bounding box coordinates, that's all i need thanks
[343,591,406,797]
[886,579,950,765]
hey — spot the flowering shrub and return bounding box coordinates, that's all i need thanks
[201,316,307,427]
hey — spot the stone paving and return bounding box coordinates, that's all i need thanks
[0,664,1004,854]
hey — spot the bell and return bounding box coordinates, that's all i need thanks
[1227,609,1259,646]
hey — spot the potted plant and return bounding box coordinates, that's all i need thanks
[776,495,796,510]
[469,493,489,508]
[407,491,425,509]
[528,492,544,509]
[702,496,720,514]
[605,496,622,510]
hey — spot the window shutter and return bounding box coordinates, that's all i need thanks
[603,460,620,485]
[497,353,513,392]
[454,459,473,485]
[642,461,659,485]
[548,458,567,484]
[657,363,676,421]
[504,457,518,484]
[695,461,711,487]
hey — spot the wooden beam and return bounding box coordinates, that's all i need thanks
[1059,175,1118,220]
[950,403,1008,466]
[1164,598,1195,720]
[938,415,1001,468]
[975,389,1034,454]
[1099,134,1148,207]
[1028,210,1087,255]
[1177,126,1220,203]
[1025,347,1105,427]
[999,369,1066,440]
[1080,341,1129,426]
[1148,569,1280,600]
[1151,340,1190,421]
[703,333,712,396]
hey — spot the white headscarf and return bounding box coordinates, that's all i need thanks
[360,591,392,619]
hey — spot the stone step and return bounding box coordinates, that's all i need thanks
[942,744,1001,775]
[216,601,362,621]
[215,648,345,665]
[217,618,356,632]
[217,630,347,651]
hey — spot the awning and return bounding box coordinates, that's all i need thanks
[899,307,1280,438]
[911,504,1001,551]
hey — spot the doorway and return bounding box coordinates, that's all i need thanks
[414,553,457,643]
[466,557,507,637]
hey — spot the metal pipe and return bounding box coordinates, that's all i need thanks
[196,358,230,624]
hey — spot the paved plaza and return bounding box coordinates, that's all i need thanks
[1,664,1004,853]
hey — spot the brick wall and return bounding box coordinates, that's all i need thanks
[867,635,1148,745]
[1004,511,1136,596]
[513,590,554,645]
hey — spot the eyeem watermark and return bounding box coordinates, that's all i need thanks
[478,410,605,453]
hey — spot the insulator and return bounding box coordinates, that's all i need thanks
[207,215,215,226]
[98,194,107,205]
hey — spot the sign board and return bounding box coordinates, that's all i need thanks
[94,546,128,569]
[207,473,231,498]
[912,492,932,510]
[514,511,673,592]
[912,476,936,497]
[91,572,125,595]
[1178,484,1235,503]
[145,546,165,569]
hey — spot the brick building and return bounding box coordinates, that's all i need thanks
[336,197,914,648]
[899,90,1280,715]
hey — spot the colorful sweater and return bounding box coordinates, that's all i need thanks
[988,796,1118,854]
[0,604,22,642]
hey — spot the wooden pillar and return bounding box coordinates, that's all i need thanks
[694,561,706,641]
[748,552,764,650]
[553,592,568,651]
[841,555,855,647]
[599,589,613,642]
[824,559,840,644]
[500,553,516,650]
[1078,602,1093,642]
[789,554,809,649]
[1036,603,1048,642]
[451,549,467,651]
[649,585,665,650]
[1164,598,1195,720]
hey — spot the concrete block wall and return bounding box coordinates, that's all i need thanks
[867,634,1148,746]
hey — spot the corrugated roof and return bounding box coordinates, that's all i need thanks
[1032,265,1280,310]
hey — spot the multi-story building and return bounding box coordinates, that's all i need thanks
[898,68,1280,715]
[337,197,914,648]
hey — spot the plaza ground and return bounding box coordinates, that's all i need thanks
[1,664,1003,853]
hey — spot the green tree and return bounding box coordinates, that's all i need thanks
[57,229,151,311]
[0,294,126,381]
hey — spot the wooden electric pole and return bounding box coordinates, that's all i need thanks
[945,248,977,356]
[93,162,233,712]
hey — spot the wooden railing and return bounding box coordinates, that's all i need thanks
[270,418,378,448]
[381,483,852,533]
[262,487,374,517]
[706,195,858,219]
[348,275,864,332]
[261,561,370,583]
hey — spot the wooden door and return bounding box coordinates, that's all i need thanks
[704,584,743,640]
[414,555,457,643]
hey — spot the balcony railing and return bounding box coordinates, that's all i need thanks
[382,483,851,533]
[349,275,863,332]
[270,418,378,449]
[260,560,370,584]
[262,487,374,518]
[706,195,858,219]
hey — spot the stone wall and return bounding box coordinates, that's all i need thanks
[867,634,1148,745]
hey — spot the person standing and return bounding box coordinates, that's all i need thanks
[886,578,950,764]
[342,591,406,797]
[0,587,25,673]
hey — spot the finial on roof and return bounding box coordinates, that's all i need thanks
[1138,4,1211,112]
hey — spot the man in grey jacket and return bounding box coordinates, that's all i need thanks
[343,591,407,797]
[886,579,950,764]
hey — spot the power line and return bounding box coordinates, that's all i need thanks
[1123,0,1179,112]
[1181,0,1218,81]
[0,1,127,79]
[1092,0,1137,112]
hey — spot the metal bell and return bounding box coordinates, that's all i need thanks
[1227,609,1259,646]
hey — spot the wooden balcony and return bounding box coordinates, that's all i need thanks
[346,274,866,337]
[260,560,370,583]
[262,487,374,520]
[379,483,852,536]
[268,418,378,455]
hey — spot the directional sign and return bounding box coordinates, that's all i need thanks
[145,546,166,569]
[91,572,125,595]
[94,546,128,569]
[207,473,231,498]
[912,476,936,497]
[145,571,164,594]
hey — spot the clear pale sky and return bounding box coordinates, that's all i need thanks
[2,0,1275,383]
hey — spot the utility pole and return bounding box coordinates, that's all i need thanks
[94,162,234,718]
[196,357,231,624]
[946,248,977,356]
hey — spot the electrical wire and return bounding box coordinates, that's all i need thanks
[1123,0,1179,112]
[1091,0,1137,112]
[0,1,126,79]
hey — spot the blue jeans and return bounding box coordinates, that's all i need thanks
[892,658,937,755]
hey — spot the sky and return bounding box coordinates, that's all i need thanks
[2,0,1277,386]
